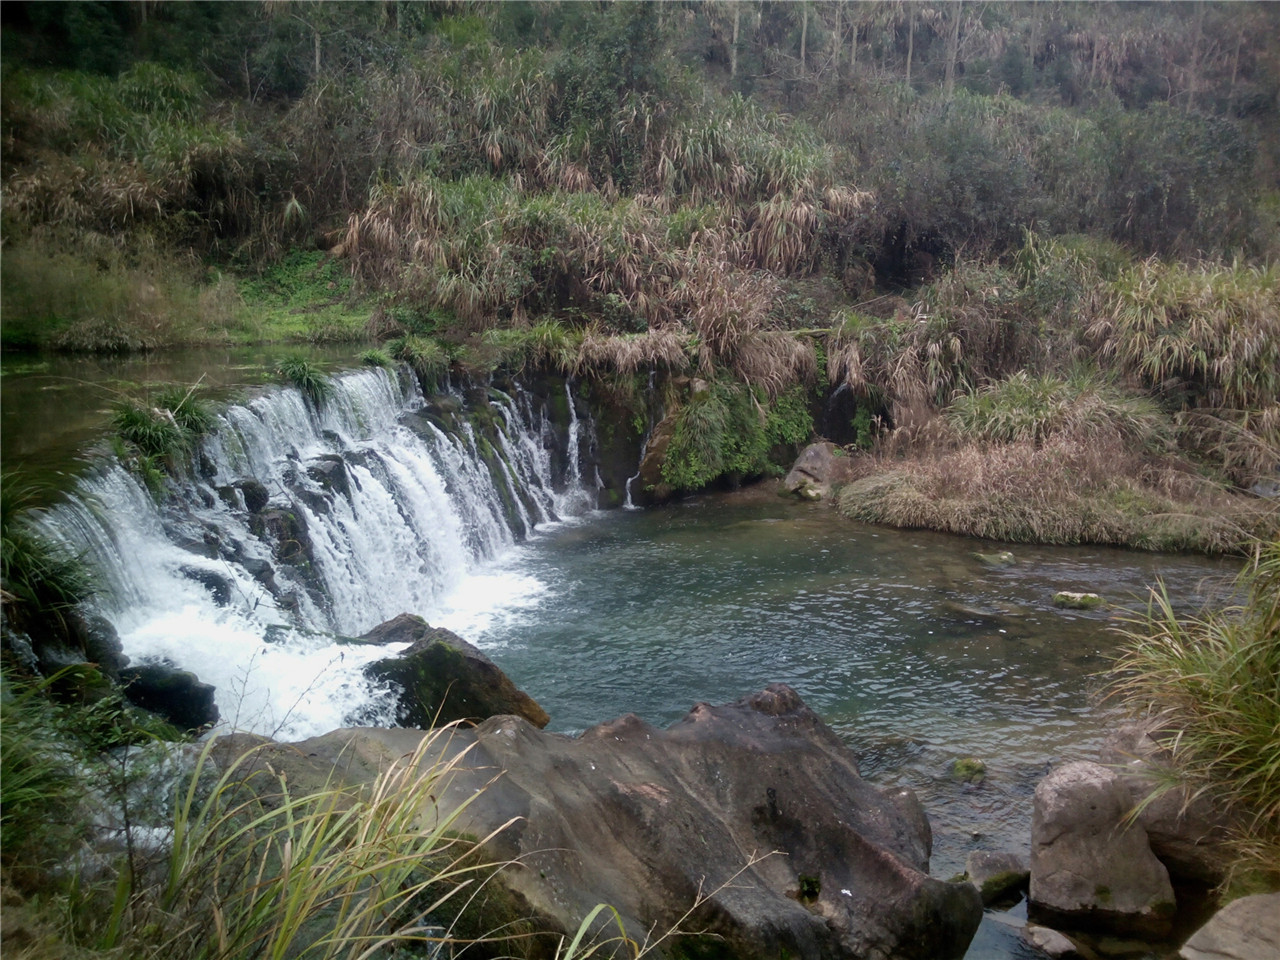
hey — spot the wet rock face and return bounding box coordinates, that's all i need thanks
[363,614,550,729]
[120,662,219,731]
[274,685,984,960]
[1030,761,1176,938]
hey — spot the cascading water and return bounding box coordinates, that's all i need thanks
[39,366,597,740]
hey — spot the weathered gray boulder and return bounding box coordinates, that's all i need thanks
[967,850,1029,905]
[1180,893,1280,960]
[120,662,219,731]
[1030,761,1175,938]
[783,442,860,501]
[364,614,549,729]
[1024,924,1092,959]
[634,412,677,505]
[1100,722,1233,886]
[255,685,984,960]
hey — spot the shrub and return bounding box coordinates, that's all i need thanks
[359,348,392,367]
[947,371,1171,449]
[1111,540,1280,884]
[1,477,97,628]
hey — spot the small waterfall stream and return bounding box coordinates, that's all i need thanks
[39,366,597,739]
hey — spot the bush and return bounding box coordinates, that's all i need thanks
[1111,540,1280,883]
[274,355,333,408]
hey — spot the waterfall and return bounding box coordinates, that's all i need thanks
[38,366,597,740]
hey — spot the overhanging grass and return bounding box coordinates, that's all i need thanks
[1110,540,1280,886]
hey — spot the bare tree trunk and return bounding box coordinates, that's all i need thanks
[833,3,842,79]
[731,4,740,79]
[314,28,321,79]
[850,3,858,71]
[905,5,915,85]
[800,3,809,76]
[1228,28,1242,114]
[1186,1,1206,113]
[944,0,962,98]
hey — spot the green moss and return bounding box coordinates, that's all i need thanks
[951,757,987,784]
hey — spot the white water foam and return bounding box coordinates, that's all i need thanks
[40,367,596,740]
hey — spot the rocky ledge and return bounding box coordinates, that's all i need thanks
[232,684,983,960]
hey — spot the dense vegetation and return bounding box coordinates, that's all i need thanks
[3,1,1276,546]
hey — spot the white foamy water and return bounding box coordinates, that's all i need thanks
[40,367,595,740]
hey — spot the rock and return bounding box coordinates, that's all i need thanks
[364,614,549,729]
[70,613,128,681]
[1025,924,1091,959]
[1053,592,1105,610]
[306,454,350,499]
[1180,893,1280,960]
[238,480,270,513]
[973,550,1017,568]
[120,662,219,731]
[1100,722,1233,885]
[250,507,314,569]
[634,412,677,505]
[1030,761,1175,937]
[180,565,234,607]
[783,442,860,500]
[952,756,987,784]
[250,685,985,960]
[967,851,1029,905]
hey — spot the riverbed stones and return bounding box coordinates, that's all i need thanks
[783,442,861,501]
[1030,761,1175,937]
[1179,893,1280,960]
[364,614,549,729]
[254,684,983,960]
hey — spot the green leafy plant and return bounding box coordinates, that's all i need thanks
[358,348,391,368]
[274,356,333,407]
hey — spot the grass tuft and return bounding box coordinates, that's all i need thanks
[274,356,333,408]
[1110,540,1280,886]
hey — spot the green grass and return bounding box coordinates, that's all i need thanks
[1111,539,1280,886]
[235,250,369,345]
[274,355,334,407]
[1,474,97,628]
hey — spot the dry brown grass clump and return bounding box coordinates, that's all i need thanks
[834,437,1275,554]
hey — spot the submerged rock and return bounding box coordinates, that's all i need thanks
[973,550,1017,568]
[253,685,984,960]
[1030,761,1175,938]
[364,614,549,729]
[1053,591,1105,610]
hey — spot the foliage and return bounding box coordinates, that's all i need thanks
[948,371,1170,449]
[662,381,813,491]
[358,348,391,368]
[1,473,97,627]
[274,355,333,408]
[1111,540,1280,882]
[386,335,452,388]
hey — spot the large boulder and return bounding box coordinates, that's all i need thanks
[1180,893,1280,960]
[257,685,984,960]
[1100,722,1233,886]
[783,442,861,501]
[1030,761,1175,938]
[364,614,549,729]
[634,412,677,505]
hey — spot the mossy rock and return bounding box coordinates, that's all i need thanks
[364,614,549,729]
[973,550,1016,568]
[1053,591,1105,610]
[951,757,987,784]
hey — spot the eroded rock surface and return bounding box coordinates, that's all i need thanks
[254,685,983,960]
[1030,761,1175,938]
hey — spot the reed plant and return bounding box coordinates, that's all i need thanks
[1110,539,1280,885]
[1,476,98,630]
